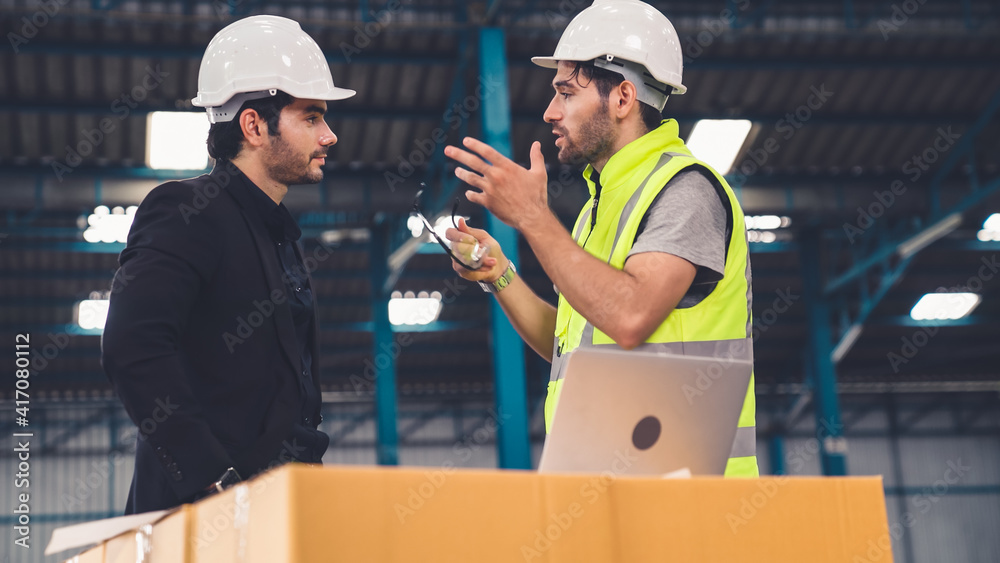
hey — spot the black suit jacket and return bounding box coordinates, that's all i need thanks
[102,162,324,514]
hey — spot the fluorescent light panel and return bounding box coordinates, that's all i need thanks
[686,119,752,175]
[978,213,1000,241]
[84,205,137,243]
[745,215,791,230]
[76,299,109,330]
[388,291,443,326]
[147,112,211,170]
[910,292,980,321]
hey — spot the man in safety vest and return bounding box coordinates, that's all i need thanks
[444,0,757,476]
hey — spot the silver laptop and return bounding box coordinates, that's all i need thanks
[538,347,753,476]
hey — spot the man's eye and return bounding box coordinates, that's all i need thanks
[561,93,571,99]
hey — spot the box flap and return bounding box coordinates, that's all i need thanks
[45,509,171,555]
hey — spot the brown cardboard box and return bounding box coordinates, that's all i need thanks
[103,505,192,563]
[149,506,193,563]
[192,464,893,563]
[63,543,104,563]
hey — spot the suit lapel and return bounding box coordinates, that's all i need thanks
[223,168,303,376]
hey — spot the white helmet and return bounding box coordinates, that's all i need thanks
[532,0,686,110]
[191,15,355,123]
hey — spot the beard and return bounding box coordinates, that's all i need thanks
[263,133,326,186]
[556,102,615,166]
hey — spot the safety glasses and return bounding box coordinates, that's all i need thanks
[411,184,488,270]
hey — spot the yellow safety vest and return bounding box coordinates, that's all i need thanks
[547,119,758,477]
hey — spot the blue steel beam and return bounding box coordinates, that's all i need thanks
[478,27,530,470]
[383,6,472,293]
[799,230,848,476]
[768,434,785,475]
[926,86,1000,217]
[830,255,913,363]
[824,86,1000,295]
[369,219,399,465]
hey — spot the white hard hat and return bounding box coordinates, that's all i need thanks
[532,0,686,110]
[191,15,355,123]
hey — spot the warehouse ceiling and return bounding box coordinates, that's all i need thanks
[1,1,999,411]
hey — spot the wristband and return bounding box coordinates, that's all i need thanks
[479,261,516,294]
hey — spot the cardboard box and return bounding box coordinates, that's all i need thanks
[63,543,104,563]
[192,464,893,563]
[103,505,192,563]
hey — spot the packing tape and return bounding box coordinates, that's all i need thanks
[134,523,153,563]
[234,484,251,563]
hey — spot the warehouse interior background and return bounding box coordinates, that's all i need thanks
[1,1,999,561]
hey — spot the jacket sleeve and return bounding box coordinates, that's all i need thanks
[101,180,235,502]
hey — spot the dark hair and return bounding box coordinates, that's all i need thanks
[568,62,664,133]
[206,90,294,162]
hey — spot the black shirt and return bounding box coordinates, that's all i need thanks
[241,175,328,464]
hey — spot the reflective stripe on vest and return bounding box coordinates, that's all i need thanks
[547,122,757,477]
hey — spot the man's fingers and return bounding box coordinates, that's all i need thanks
[466,190,487,208]
[462,137,510,167]
[457,217,489,240]
[528,140,545,172]
[445,145,492,175]
[455,167,487,191]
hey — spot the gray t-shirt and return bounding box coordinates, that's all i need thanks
[626,168,728,308]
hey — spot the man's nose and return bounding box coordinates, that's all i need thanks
[320,122,337,146]
[543,97,560,124]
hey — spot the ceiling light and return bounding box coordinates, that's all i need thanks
[745,215,789,230]
[978,213,1000,242]
[686,119,752,175]
[83,205,137,244]
[147,112,211,170]
[910,292,980,321]
[388,291,443,326]
[76,298,109,331]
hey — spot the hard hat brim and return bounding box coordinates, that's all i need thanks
[530,56,562,69]
[529,56,687,95]
[324,87,357,101]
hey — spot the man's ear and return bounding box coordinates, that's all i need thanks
[612,80,639,120]
[238,109,268,148]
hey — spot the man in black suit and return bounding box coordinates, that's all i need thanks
[101,15,355,514]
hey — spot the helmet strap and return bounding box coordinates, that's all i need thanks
[205,89,279,124]
[593,56,669,112]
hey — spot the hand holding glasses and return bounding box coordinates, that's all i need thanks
[412,184,490,270]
